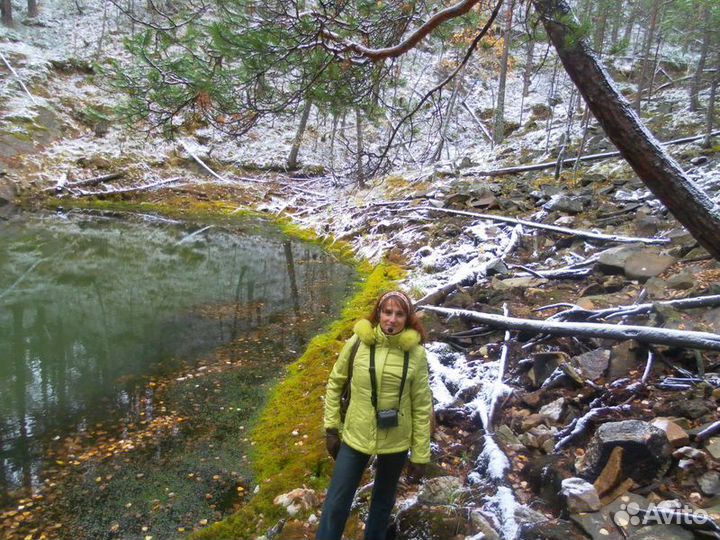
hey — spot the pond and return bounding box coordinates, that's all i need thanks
[0,210,357,539]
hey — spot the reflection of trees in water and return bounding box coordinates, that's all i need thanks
[0,216,356,493]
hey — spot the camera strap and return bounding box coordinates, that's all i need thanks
[369,344,410,411]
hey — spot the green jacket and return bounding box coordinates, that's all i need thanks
[324,319,433,464]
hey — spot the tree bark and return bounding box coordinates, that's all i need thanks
[355,108,366,188]
[1,0,12,26]
[287,99,312,170]
[622,0,638,47]
[27,0,38,18]
[634,0,661,113]
[609,0,623,46]
[690,5,712,112]
[493,1,514,145]
[704,64,718,149]
[592,0,609,54]
[532,0,720,261]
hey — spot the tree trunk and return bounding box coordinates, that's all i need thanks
[532,0,720,261]
[704,65,718,149]
[622,0,638,46]
[522,34,535,99]
[1,0,12,26]
[609,0,623,46]
[287,99,312,170]
[27,0,38,18]
[434,72,462,161]
[690,5,711,112]
[493,1,514,145]
[592,0,609,54]
[355,108,366,188]
[519,32,535,125]
[634,0,661,113]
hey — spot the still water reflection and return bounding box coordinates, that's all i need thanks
[0,211,355,496]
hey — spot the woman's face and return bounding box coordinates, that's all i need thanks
[379,299,408,335]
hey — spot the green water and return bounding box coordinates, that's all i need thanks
[0,210,356,538]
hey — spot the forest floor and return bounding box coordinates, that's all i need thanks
[3,4,720,539]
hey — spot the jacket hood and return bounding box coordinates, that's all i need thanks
[353,319,421,351]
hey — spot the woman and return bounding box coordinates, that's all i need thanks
[316,290,433,540]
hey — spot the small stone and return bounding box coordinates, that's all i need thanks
[491,276,548,290]
[561,477,601,512]
[593,446,624,497]
[699,471,720,496]
[666,271,695,290]
[650,418,690,448]
[597,245,642,273]
[573,349,610,381]
[705,437,720,459]
[417,476,465,505]
[623,250,675,281]
[539,397,566,423]
[521,413,545,431]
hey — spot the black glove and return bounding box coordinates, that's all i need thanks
[326,428,341,460]
[406,462,426,484]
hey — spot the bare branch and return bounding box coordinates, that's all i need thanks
[320,0,484,63]
[402,205,671,244]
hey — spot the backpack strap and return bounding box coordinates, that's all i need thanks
[347,337,361,381]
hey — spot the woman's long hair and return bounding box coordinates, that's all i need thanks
[369,291,427,343]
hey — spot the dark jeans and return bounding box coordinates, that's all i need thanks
[316,442,408,540]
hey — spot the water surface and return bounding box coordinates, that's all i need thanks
[0,210,355,537]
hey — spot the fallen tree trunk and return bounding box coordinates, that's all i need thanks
[47,172,125,192]
[460,130,720,178]
[408,205,670,245]
[75,177,183,196]
[421,305,720,351]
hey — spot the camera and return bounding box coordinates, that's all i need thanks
[377,409,399,429]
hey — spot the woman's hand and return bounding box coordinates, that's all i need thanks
[325,428,341,460]
[406,462,426,483]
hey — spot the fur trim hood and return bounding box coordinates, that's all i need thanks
[353,319,421,351]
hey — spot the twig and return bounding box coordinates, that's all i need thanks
[548,294,720,323]
[76,176,183,196]
[555,405,631,451]
[175,225,214,245]
[406,205,670,244]
[487,304,513,433]
[0,51,38,105]
[459,130,720,177]
[179,140,228,182]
